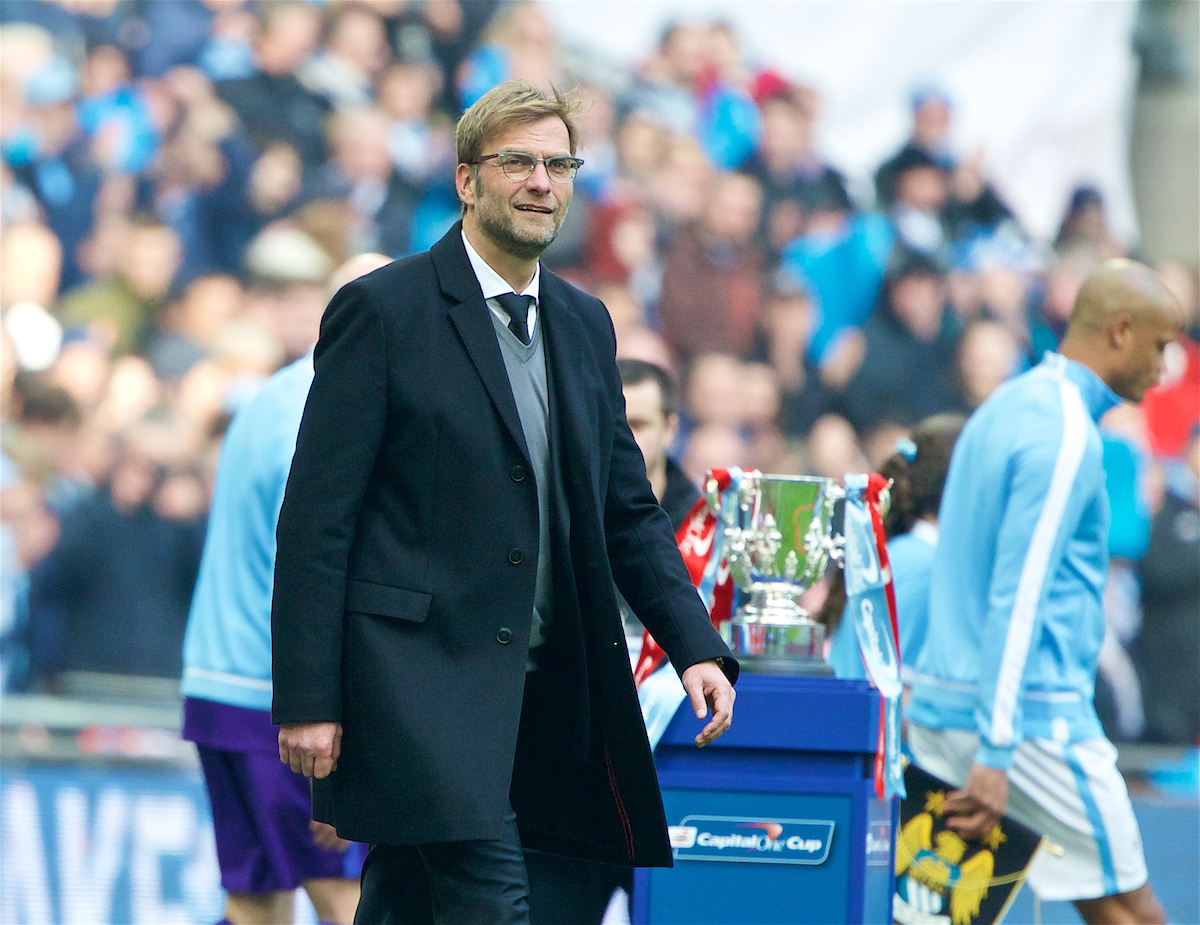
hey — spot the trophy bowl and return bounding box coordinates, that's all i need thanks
[710,472,843,675]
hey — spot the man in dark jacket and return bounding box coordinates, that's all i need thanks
[841,251,962,432]
[617,358,698,531]
[272,82,737,925]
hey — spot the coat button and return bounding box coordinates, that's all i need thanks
[509,464,526,482]
[507,548,523,564]
[496,627,513,644]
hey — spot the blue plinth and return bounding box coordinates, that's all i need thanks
[634,675,896,924]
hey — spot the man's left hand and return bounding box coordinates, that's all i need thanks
[681,659,735,747]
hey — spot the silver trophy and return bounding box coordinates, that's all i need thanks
[708,473,844,675]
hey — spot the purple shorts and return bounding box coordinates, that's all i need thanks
[198,745,366,894]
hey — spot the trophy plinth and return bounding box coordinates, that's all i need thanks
[711,473,842,675]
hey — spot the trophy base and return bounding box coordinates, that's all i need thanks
[735,654,836,676]
[722,606,834,677]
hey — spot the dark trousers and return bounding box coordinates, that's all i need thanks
[525,850,632,925]
[355,807,529,925]
[353,806,632,925]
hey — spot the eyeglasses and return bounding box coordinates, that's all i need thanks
[476,152,584,184]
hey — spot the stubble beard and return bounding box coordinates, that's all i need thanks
[474,181,568,261]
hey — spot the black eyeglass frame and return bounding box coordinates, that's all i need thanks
[475,152,584,183]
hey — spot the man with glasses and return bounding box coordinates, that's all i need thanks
[271,81,737,924]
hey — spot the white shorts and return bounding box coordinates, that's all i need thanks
[907,724,1149,902]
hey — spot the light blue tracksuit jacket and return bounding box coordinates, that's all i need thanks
[180,357,313,710]
[907,353,1122,770]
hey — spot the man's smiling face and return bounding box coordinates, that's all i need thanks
[459,116,573,261]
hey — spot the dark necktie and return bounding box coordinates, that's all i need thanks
[496,292,533,345]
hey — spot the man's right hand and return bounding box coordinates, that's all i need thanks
[279,721,342,779]
[943,762,1008,841]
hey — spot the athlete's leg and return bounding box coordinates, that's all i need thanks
[303,877,361,925]
[1074,882,1165,925]
[223,890,294,925]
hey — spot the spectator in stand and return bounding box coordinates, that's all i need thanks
[804,413,869,482]
[381,0,499,120]
[779,181,892,368]
[975,263,1035,349]
[56,213,183,355]
[1133,427,1200,744]
[682,424,750,489]
[77,44,159,177]
[611,111,667,204]
[1141,261,1199,459]
[300,3,391,110]
[1054,185,1126,260]
[28,419,206,685]
[629,21,708,138]
[215,0,329,178]
[606,204,664,314]
[194,3,260,84]
[886,146,950,259]
[840,252,962,432]
[753,269,831,438]
[377,60,450,187]
[133,64,301,280]
[616,326,677,380]
[43,334,111,419]
[954,318,1021,413]
[457,1,560,110]
[740,362,785,469]
[875,85,955,210]
[572,83,619,204]
[647,135,712,239]
[743,84,850,258]
[241,227,333,368]
[684,352,746,430]
[692,22,762,170]
[144,67,278,282]
[1030,246,1100,360]
[658,171,763,364]
[311,107,419,258]
[144,273,244,383]
[2,56,103,291]
[592,283,646,347]
[0,466,59,693]
[1,221,63,322]
[679,353,751,483]
[4,378,88,515]
[137,0,223,80]
[0,0,130,56]
[943,148,1016,247]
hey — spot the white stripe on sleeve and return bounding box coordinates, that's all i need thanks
[990,379,1089,746]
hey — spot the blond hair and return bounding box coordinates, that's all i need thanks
[455,81,582,167]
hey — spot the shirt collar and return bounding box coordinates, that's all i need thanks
[461,230,540,305]
[908,518,939,548]
[1039,352,1123,422]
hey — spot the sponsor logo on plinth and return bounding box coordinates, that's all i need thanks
[668,815,835,865]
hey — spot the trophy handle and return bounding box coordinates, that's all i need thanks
[705,475,723,513]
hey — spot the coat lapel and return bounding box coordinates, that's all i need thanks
[540,273,594,489]
[432,225,531,464]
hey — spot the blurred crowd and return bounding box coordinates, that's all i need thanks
[1,0,1196,743]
